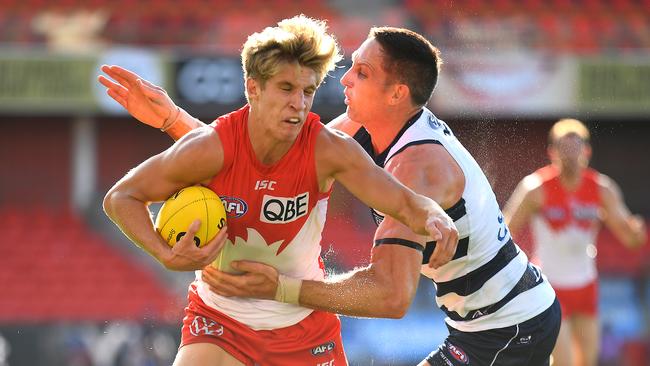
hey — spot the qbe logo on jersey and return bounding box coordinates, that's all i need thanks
[260,192,309,224]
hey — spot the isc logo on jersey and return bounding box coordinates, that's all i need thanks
[260,192,309,223]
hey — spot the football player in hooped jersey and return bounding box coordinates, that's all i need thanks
[504,118,647,366]
[101,16,457,366]
[102,27,562,365]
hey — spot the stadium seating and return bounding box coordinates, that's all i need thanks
[596,226,650,276]
[0,206,180,323]
[0,0,648,54]
[405,0,650,54]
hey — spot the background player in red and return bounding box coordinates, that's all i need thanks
[102,15,456,366]
[503,118,647,366]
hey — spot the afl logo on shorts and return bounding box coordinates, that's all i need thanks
[221,196,248,218]
[447,342,469,364]
[311,341,335,356]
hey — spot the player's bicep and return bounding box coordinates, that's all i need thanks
[366,156,433,266]
[326,134,414,217]
[600,176,632,228]
[371,152,438,255]
[114,127,223,203]
[503,177,542,234]
[370,216,424,300]
[385,147,454,206]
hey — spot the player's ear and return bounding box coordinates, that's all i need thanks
[547,145,556,162]
[389,83,410,106]
[584,143,593,161]
[246,78,259,101]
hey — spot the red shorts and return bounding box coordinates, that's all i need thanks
[180,285,347,366]
[553,280,598,318]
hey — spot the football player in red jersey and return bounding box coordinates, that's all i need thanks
[504,118,646,366]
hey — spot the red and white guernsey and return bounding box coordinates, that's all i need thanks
[195,105,331,330]
[530,165,602,289]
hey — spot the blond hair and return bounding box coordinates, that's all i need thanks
[241,15,342,99]
[548,118,590,145]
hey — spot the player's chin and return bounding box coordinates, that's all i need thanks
[277,127,301,142]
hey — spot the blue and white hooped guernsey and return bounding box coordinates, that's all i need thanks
[353,108,556,332]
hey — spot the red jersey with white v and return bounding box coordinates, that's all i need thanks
[197,105,331,330]
[537,165,601,232]
[531,165,602,288]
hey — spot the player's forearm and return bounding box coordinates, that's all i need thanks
[401,192,442,236]
[622,219,647,248]
[607,216,647,248]
[164,107,206,141]
[298,267,414,318]
[103,190,172,265]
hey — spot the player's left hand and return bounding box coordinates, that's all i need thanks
[426,211,459,269]
[98,65,177,129]
[202,261,279,300]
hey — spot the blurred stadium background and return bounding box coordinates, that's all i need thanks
[1,0,649,365]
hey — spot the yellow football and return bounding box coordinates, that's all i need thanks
[154,186,226,247]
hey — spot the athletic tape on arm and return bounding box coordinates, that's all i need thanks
[374,238,424,251]
[274,274,302,305]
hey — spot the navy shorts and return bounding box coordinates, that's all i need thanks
[425,298,561,366]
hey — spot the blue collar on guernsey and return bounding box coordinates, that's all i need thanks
[352,109,424,168]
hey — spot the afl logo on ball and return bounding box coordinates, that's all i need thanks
[221,196,248,218]
[447,342,469,364]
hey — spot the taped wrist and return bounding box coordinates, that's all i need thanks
[274,274,302,305]
[160,106,181,132]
